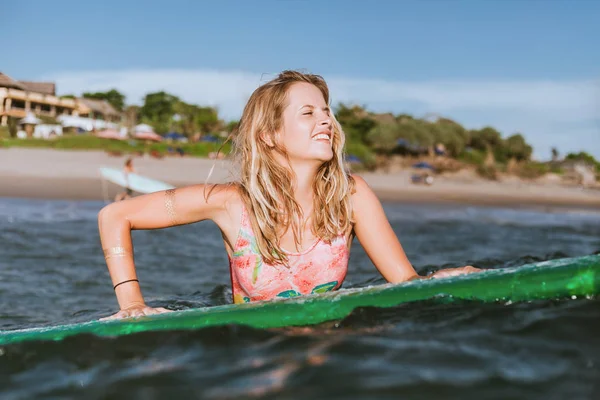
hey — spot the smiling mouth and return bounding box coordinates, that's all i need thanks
[312,132,331,141]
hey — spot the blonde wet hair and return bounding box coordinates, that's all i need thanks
[231,70,355,265]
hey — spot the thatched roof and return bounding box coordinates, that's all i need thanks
[0,72,26,90]
[78,97,120,116]
[0,73,57,96]
[18,81,56,96]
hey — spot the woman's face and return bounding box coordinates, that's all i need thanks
[274,82,333,166]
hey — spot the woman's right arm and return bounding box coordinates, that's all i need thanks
[98,184,235,320]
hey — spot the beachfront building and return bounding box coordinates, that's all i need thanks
[76,97,121,123]
[0,72,122,130]
[0,72,78,126]
[56,97,123,133]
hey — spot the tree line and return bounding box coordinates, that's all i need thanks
[336,104,533,167]
[63,89,599,175]
[62,89,223,136]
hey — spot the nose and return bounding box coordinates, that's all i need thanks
[318,110,332,128]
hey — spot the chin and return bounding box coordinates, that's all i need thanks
[314,150,334,163]
[290,149,334,165]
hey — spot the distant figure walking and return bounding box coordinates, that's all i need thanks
[114,158,135,202]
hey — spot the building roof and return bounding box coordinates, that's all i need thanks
[77,97,120,116]
[18,81,56,96]
[0,72,26,90]
[0,73,58,96]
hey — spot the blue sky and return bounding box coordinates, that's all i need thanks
[4,0,599,159]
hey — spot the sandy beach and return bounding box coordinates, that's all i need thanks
[1,147,599,211]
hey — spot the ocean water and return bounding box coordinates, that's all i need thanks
[0,197,599,399]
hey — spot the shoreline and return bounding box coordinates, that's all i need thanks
[2,175,599,213]
[1,147,599,212]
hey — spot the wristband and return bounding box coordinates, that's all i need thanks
[113,278,139,290]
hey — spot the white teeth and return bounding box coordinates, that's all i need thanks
[312,134,330,141]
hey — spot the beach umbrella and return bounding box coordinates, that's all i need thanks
[19,112,42,138]
[164,132,187,141]
[134,123,155,133]
[412,161,436,171]
[397,138,428,154]
[200,135,220,143]
[346,154,362,164]
[96,129,126,140]
[134,131,163,141]
[19,112,42,125]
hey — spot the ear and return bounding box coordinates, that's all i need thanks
[260,132,276,148]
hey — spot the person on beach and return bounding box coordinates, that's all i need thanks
[98,70,479,320]
[114,157,135,202]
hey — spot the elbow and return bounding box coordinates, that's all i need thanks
[98,203,129,233]
[98,203,114,227]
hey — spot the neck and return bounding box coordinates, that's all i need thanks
[289,161,320,209]
[271,153,321,210]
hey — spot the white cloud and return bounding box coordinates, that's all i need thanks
[329,79,599,119]
[43,68,600,159]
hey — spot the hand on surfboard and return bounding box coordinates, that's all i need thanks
[100,305,172,321]
[429,265,480,279]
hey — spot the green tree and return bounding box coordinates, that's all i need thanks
[434,125,466,157]
[335,103,376,145]
[469,126,502,151]
[367,121,401,152]
[194,106,221,134]
[140,92,180,134]
[408,119,435,148]
[565,151,598,164]
[395,113,415,123]
[565,151,600,172]
[225,120,239,133]
[172,101,196,135]
[432,118,470,157]
[82,89,126,112]
[502,133,533,162]
[172,102,221,136]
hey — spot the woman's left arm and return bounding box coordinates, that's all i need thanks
[351,175,478,283]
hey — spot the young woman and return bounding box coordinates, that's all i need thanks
[114,157,135,202]
[98,70,478,320]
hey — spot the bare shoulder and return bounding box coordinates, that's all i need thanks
[349,174,378,206]
[190,182,241,205]
[350,174,369,191]
[101,182,244,231]
[193,182,243,217]
[201,182,245,236]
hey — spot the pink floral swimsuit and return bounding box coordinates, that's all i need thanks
[228,204,350,304]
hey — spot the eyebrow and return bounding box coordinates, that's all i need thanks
[300,105,330,112]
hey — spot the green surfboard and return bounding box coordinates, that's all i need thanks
[1,255,598,346]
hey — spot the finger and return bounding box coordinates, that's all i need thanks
[430,272,448,279]
[100,311,126,321]
[145,307,171,316]
[129,309,145,318]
